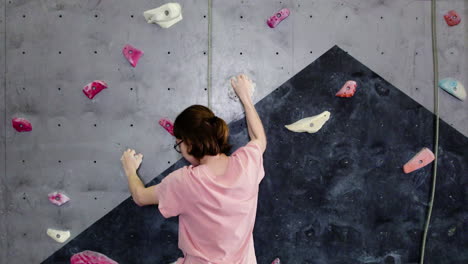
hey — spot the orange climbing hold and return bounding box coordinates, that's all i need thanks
[403,148,435,174]
[336,80,357,98]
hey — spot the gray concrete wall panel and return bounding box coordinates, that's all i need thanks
[1,0,6,262]
[4,0,206,262]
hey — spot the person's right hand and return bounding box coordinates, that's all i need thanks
[231,74,253,102]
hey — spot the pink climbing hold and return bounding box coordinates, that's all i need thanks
[267,8,290,28]
[271,258,281,264]
[83,81,108,99]
[70,250,118,264]
[122,44,143,67]
[12,118,32,132]
[159,118,174,136]
[336,80,357,98]
[444,10,461,26]
[48,192,70,206]
[403,148,435,174]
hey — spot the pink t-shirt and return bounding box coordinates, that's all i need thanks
[155,141,265,264]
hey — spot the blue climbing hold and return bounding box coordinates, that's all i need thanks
[438,78,466,101]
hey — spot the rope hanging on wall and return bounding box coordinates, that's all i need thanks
[419,0,440,263]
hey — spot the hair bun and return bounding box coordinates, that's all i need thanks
[208,116,218,124]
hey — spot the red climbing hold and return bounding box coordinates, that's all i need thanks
[70,250,118,264]
[48,192,70,206]
[122,44,143,67]
[403,148,435,174]
[336,80,357,98]
[271,258,281,264]
[12,118,32,132]
[159,118,174,136]
[83,81,108,99]
[444,10,461,26]
[267,8,290,28]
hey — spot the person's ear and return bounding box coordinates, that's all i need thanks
[183,140,192,153]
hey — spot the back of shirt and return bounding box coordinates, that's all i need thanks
[155,141,265,264]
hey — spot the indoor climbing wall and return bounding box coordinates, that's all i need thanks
[1,0,467,263]
[211,0,467,133]
[40,46,468,264]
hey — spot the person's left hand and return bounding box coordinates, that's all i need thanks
[121,149,143,175]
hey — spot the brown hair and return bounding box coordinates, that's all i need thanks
[173,105,231,159]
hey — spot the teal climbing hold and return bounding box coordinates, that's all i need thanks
[438,78,466,101]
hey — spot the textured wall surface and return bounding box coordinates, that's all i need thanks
[1,0,6,262]
[1,0,467,263]
[41,46,468,264]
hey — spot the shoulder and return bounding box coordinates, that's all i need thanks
[233,140,264,156]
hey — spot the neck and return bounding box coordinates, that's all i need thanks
[199,153,226,165]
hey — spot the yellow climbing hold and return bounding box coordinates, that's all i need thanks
[285,111,331,133]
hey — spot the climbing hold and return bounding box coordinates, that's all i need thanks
[12,118,32,132]
[447,226,456,236]
[438,78,466,101]
[267,8,290,28]
[159,118,174,136]
[122,44,143,68]
[336,80,357,98]
[228,76,256,102]
[285,111,331,133]
[71,250,118,264]
[83,80,108,99]
[271,258,281,264]
[403,148,435,174]
[374,83,389,96]
[143,3,183,28]
[46,228,70,243]
[48,192,70,206]
[444,10,461,26]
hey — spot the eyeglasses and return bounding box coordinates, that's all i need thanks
[173,140,183,153]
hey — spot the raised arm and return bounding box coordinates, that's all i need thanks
[231,74,267,153]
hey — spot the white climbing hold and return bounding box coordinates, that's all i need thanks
[143,3,183,28]
[228,76,256,102]
[438,78,466,101]
[47,228,70,243]
[285,111,331,133]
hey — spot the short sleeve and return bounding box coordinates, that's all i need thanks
[234,141,265,184]
[154,168,187,218]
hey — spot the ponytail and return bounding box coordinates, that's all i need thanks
[173,105,232,159]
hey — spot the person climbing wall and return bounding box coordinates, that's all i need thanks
[120,74,267,264]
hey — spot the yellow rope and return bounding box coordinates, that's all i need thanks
[419,0,440,263]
